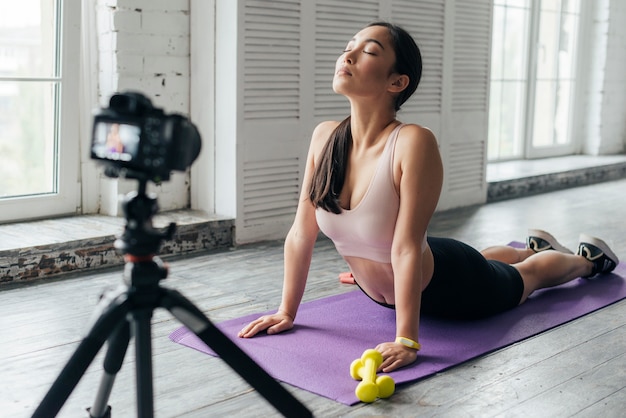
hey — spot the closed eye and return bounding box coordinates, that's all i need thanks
[342,49,376,56]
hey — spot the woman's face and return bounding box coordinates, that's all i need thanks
[333,25,398,101]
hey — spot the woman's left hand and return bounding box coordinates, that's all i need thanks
[375,341,419,372]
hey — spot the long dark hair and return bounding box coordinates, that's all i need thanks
[309,22,422,213]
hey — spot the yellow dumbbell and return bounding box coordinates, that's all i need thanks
[349,349,395,403]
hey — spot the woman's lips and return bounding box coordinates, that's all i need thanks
[336,66,352,76]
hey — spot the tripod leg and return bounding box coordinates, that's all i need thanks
[32,289,131,418]
[88,322,131,418]
[162,289,312,418]
[132,308,155,418]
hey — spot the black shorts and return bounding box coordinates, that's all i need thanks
[421,236,525,319]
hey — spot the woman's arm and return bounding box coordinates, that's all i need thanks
[377,124,443,371]
[238,121,337,338]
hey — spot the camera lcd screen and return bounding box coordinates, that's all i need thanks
[92,121,141,163]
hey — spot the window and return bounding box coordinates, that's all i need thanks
[488,0,581,161]
[0,0,80,222]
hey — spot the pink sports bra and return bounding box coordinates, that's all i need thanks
[316,124,426,263]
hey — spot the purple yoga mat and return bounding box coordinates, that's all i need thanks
[169,249,626,405]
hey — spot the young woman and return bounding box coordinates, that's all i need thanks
[238,22,619,372]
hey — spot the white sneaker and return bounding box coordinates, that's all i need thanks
[577,234,619,277]
[526,229,573,254]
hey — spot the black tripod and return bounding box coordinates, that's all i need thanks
[32,180,311,418]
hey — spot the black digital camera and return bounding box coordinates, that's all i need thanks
[91,92,201,182]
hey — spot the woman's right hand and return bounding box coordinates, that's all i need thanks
[237,311,294,338]
[237,123,331,341]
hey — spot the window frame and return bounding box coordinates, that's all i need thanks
[525,0,580,159]
[0,0,81,223]
[488,0,583,162]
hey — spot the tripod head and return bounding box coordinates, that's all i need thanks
[115,178,176,258]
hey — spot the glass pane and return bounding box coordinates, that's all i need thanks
[562,0,580,13]
[536,10,560,79]
[533,80,574,147]
[541,0,561,12]
[558,12,578,79]
[489,80,526,160]
[532,80,556,148]
[0,0,57,78]
[0,81,57,198]
[489,2,530,161]
[490,7,506,80]
[502,6,529,80]
[554,79,572,145]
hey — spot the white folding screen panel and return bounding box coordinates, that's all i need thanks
[239,1,304,242]
[440,0,492,209]
[215,0,492,243]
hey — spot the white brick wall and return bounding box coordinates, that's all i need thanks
[95,0,192,213]
[600,0,626,154]
[96,0,190,111]
[582,0,626,155]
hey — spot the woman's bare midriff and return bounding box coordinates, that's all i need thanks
[343,246,435,305]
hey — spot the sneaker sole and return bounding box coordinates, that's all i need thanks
[579,234,620,265]
[528,229,573,254]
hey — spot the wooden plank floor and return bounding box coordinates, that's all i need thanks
[1,179,625,417]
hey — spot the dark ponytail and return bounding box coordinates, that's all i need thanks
[309,116,351,214]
